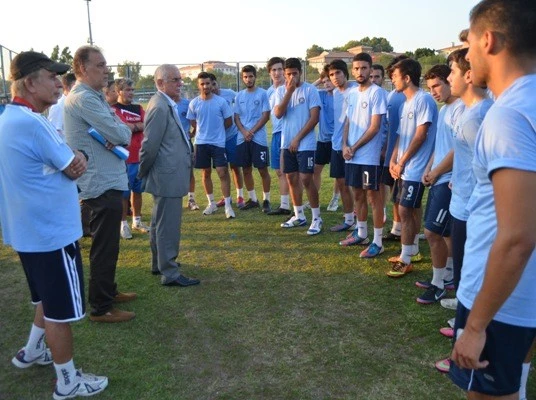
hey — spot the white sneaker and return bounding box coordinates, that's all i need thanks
[225,207,235,219]
[188,198,200,211]
[307,217,323,235]
[281,215,307,228]
[12,347,53,368]
[53,370,108,400]
[440,298,458,310]
[326,197,339,212]
[120,223,132,239]
[447,317,455,328]
[132,220,150,233]
[203,203,218,215]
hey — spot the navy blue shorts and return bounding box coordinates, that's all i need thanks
[449,303,536,397]
[329,150,346,179]
[315,141,332,165]
[345,164,380,190]
[394,179,425,208]
[283,149,315,174]
[18,242,85,322]
[123,162,143,198]
[195,144,228,169]
[270,131,282,169]
[380,165,395,186]
[424,182,452,236]
[236,141,269,169]
[225,135,238,165]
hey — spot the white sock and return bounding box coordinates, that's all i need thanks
[207,193,215,204]
[248,190,258,202]
[431,267,446,289]
[281,195,290,209]
[188,192,195,200]
[391,221,401,235]
[445,257,454,281]
[520,362,531,400]
[121,220,128,226]
[25,324,45,357]
[344,212,355,226]
[133,216,141,224]
[54,359,77,392]
[224,197,232,207]
[237,188,244,198]
[263,192,270,201]
[400,244,413,264]
[294,205,305,219]
[331,192,340,201]
[356,221,367,239]
[413,234,420,255]
[373,228,383,247]
[312,207,321,220]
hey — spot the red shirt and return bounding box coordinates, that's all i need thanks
[112,103,145,163]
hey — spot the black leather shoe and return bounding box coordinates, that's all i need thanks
[163,275,200,287]
[266,207,291,216]
[151,270,161,275]
[262,200,271,213]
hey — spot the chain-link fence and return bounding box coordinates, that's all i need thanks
[0,44,17,101]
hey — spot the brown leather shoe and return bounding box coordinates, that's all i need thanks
[89,308,136,323]
[113,292,137,303]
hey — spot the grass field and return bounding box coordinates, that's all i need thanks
[0,165,533,400]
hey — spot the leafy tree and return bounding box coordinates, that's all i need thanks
[414,48,435,59]
[374,54,395,68]
[50,45,60,62]
[136,75,155,90]
[418,54,448,76]
[117,61,142,83]
[405,51,415,58]
[306,44,325,59]
[50,46,72,65]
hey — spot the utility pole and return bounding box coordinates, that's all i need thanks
[84,0,94,45]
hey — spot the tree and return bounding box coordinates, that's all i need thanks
[117,61,142,83]
[50,46,73,65]
[340,37,394,53]
[418,54,448,76]
[414,48,436,59]
[306,44,325,59]
[50,45,60,62]
[374,54,395,68]
[136,75,155,90]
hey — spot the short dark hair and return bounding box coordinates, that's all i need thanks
[198,71,212,81]
[448,48,470,74]
[470,0,536,56]
[392,58,421,87]
[458,29,469,43]
[267,57,284,70]
[73,46,102,78]
[284,58,302,72]
[62,73,76,88]
[319,65,330,80]
[424,64,451,83]
[352,52,373,66]
[115,78,134,91]
[327,59,349,80]
[386,55,409,79]
[371,64,385,78]
[206,73,217,82]
[241,65,256,76]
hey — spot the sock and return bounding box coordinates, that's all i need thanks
[133,216,141,225]
[400,244,413,264]
[224,197,232,208]
[312,207,321,220]
[331,192,340,201]
[281,195,290,209]
[25,324,45,357]
[431,267,446,289]
[294,205,305,219]
[383,207,387,224]
[188,192,195,200]
[121,220,128,226]
[248,190,258,202]
[263,192,270,201]
[391,221,401,235]
[520,362,530,400]
[237,188,244,198]
[413,234,420,255]
[344,212,355,226]
[373,228,383,248]
[207,193,215,204]
[356,221,367,239]
[54,359,77,392]
[445,257,454,281]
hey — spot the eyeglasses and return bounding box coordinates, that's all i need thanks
[166,77,183,83]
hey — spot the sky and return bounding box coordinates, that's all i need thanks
[1,0,480,72]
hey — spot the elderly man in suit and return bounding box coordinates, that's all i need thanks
[139,64,200,287]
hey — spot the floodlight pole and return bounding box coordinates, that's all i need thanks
[84,0,94,45]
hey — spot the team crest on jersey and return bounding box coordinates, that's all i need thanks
[254,100,260,106]
[361,102,368,109]
[298,97,305,104]
[408,112,414,119]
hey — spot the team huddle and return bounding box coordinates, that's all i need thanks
[0,0,534,399]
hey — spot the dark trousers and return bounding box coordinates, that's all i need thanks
[451,216,467,291]
[83,190,122,315]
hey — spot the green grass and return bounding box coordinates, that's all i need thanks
[0,166,533,400]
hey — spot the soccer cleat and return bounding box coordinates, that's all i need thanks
[326,197,339,211]
[359,243,384,258]
[439,327,454,338]
[434,358,450,374]
[262,200,271,213]
[417,284,447,304]
[415,278,455,291]
[329,221,354,232]
[225,207,235,219]
[266,206,292,216]
[386,261,413,278]
[188,198,200,211]
[382,232,401,241]
[339,230,370,246]
[388,253,423,264]
[281,216,307,228]
[12,347,53,369]
[440,298,458,310]
[216,197,226,207]
[307,218,323,235]
[236,196,245,209]
[120,223,132,240]
[240,199,259,210]
[53,370,108,400]
[131,221,150,233]
[203,203,218,215]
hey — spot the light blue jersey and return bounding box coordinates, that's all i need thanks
[0,104,81,252]
[318,90,334,142]
[459,75,536,327]
[449,98,493,221]
[187,95,232,148]
[346,84,387,165]
[234,87,270,146]
[431,99,464,186]
[275,82,321,151]
[267,85,283,134]
[333,81,357,151]
[218,89,238,141]
[384,90,406,167]
[397,89,438,181]
[175,97,191,133]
